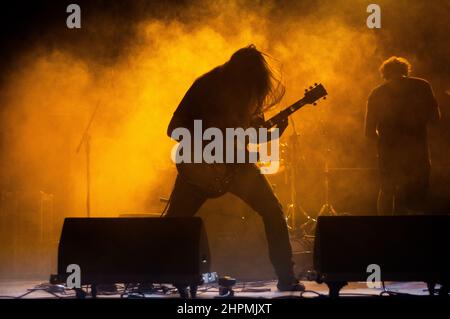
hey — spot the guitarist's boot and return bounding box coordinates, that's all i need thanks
[277,277,305,292]
[276,267,305,291]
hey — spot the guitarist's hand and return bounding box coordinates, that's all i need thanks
[250,113,265,128]
[250,113,288,138]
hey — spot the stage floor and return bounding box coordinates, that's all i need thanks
[0,279,431,299]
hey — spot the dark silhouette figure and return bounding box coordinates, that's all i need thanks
[365,56,441,214]
[166,45,303,291]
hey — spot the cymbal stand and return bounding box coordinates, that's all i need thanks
[284,119,315,247]
[317,116,337,217]
[317,151,337,216]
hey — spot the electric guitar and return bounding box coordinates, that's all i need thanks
[176,83,328,197]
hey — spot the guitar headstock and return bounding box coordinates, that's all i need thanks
[303,83,327,105]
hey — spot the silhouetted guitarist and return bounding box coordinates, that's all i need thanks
[166,45,304,291]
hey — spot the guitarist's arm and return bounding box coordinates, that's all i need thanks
[167,113,188,140]
[167,80,202,139]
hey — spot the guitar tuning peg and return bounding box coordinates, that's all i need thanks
[313,102,317,106]
[309,86,313,89]
[323,96,326,100]
[314,83,318,86]
[305,89,308,92]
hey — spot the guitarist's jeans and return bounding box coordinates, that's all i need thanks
[166,163,296,282]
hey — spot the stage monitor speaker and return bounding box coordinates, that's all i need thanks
[314,215,450,294]
[56,217,210,286]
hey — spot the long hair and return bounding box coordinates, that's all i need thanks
[220,45,285,118]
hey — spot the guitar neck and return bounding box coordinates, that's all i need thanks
[262,98,307,129]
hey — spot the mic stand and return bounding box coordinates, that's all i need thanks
[76,102,100,218]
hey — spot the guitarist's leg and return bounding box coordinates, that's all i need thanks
[229,164,302,291]
[165,175,207,217]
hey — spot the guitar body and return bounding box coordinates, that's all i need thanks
[176,162,234,198]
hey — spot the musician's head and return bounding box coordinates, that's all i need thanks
[222,45,285,115]
[379,56,411,80]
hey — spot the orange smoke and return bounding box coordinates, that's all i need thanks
[2,1,382,219]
